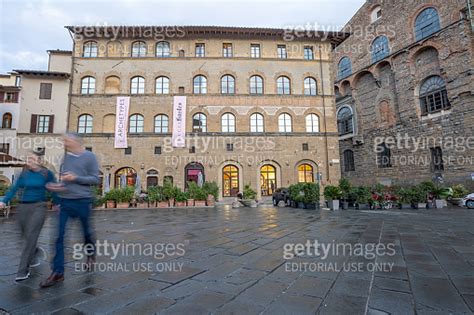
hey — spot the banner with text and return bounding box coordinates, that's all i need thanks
[114,96,130,149]
[172,96,186,148]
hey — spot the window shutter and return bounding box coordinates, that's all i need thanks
[12,92,18,103]
[48,115,55,133]
[30,115,38,133]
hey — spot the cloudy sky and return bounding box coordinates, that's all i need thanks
[0,0,363,73]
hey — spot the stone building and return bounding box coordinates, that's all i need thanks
[65,26,347,199]
[334,0,474,188]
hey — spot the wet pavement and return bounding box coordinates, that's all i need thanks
[0,206,473,314]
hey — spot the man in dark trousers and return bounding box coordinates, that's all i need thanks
[40,133,100,288]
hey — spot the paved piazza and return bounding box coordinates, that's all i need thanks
[0,206,473,314]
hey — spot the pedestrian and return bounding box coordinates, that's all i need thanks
[0,150,57,281]
[40,133,100,288]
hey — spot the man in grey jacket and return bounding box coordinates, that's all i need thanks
[40,133,100,288]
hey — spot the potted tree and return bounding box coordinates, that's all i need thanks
[339,178,352,210]
[163,182,177,207]
[431,184,448,209]
[449,184,468,206]
[355,186,371,210]
[188,182,207,206]
[303,183,320,209]
[104,189,118,208]
[411,185,427,209]
[174,189,188,207]
[240,184,257,208]
[147,186,159,207]
[203,182,219,206]
[324,185,342,210]
[395,187,412,209]
[117,187,134,208]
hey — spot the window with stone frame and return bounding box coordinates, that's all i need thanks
[344,150,355,171]
[415,7,441,41]
[419,76,450,115]
[337,106,354,136]
[378,143,392,168]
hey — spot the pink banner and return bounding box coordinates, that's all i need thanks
[172,96,186,148]
[114,96,130,149]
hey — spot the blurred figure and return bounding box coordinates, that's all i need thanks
[40,133,99,288]
[0,150,56,281]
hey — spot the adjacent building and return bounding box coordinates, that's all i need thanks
[334,0,474,189]
[65,26,347,199]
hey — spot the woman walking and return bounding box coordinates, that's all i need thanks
[0,150,56,281]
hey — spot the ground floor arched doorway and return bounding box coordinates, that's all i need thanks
[115,167,137,188]
[260,164,277,196]
[185,162,204,187]
[222,164,239,197]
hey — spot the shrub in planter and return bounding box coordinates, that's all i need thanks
[202,181,219,203]
[241,184,257,207]
[163,182,178,206]
[430,184,448,208]
[302,183,320,209]
[104,189,120,208]
[354,186,371,209]
[450,184,469,206]
[395,187,412,209]
[289,183,305,208]
[116,187,134,208]
[409,185,427,209]
[174,190,188,207]
[339,178,352,209]
[147,186,160,207]
[324,185,342,210]
[188,182,206,206]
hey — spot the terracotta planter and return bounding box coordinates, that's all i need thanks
[206,194,216,206]
[158,201,169,208]
[175,201,186,207]
[116,202,130,209]
[138,202,148,208]
[168,198,175,207]
[187,199,194,207]
[106,200,116,208]
[194,200,206,207]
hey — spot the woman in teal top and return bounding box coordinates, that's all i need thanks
[0,151,57,281]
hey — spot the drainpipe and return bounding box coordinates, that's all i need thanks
[318,45,331,184]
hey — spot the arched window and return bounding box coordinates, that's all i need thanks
[298,164,314,183]
[260,164,276,196]
[192,113,207,132]
[277,76,291,95]
[81,76,95,95]
[146,169,159,188]
[306,114,319,133]
[221,75,235,94]
[105,76,121,94]
[193,75,207,94]
[415,8,441,41]
[223,165,239,197]
[2,113,12,129]
[130,76,145,94]
[83,41,98,58]
[278,113,292,133]
[221,113,235,133]
[156,41,170,57]
[115,167,137,188]
[371,36,390,63]
[337,107,354,135]
[304,77,317,96]
[338,57,352,80]
[249,75,263,94]
[154,114,169,133]
[77,114,93,134]
[131,41,147,57]
[343,150,355,171]
[155,76,169,94]
[129,114,144,133]
[419,76,450,115]
[370,6,382,23]
[250,113,264,132]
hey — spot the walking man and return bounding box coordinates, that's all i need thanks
[0,150,56,281]
[40,133,100,288]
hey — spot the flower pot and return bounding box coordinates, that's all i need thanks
[175,201,186,207]
[158,201,169,208]
[297,202,305,209]
[342,201,349,210]
[399,203,411,209]
[448,198,462,206]
[328,200,340,210]
[116,202,129,208]
[187,199,195,207]
[435,199,444,208]
[194,200,206,207]
[416,203,427,209]
[357,203,369,210]
[106,200,116,208]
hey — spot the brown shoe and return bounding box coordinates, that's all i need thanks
[39,272,64,288]
[86,256,96,272]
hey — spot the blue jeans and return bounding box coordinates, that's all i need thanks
[53,198,95,274]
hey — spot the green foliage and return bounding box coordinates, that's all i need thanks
[202,181,219,200]
[147,186,164,202]
[174,189,189,202]
[353,186,371,204]
[0,184,10,196]
[302,183,320,204]
[431,184,448,199]
[242,184,257,200]
[104,187,134,203]
[338,178,352,200]
[163,182,178,200]
[408,186,427,203]
[289,183,305,202]
[452,184,469,198]
[419,181,436,194]
[324,185,342,200]
[395,186,411,204]
[187,182,207,200]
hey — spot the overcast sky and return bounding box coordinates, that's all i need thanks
[0,0,363,73]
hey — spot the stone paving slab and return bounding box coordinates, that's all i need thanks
[0,206,473,314]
